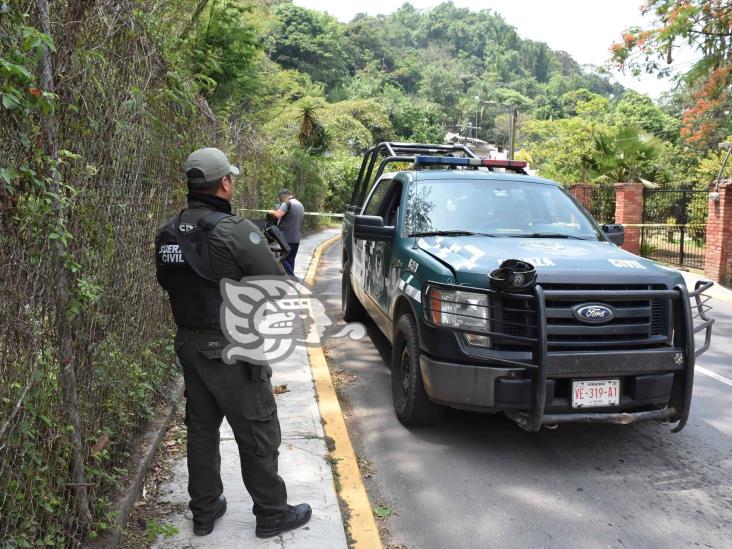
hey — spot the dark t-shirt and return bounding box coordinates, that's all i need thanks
[277,198,304,244]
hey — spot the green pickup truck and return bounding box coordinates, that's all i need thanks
[340,142,714,432]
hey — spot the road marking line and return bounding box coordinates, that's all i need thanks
[697,366,732,387]
[305,235,383,549]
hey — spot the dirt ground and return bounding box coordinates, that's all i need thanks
[119,409,188,548]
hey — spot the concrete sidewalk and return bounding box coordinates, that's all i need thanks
[151,228,346,549]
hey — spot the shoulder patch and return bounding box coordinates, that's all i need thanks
[249,231,262,245]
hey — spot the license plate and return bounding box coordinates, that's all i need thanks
[572,379,620,408]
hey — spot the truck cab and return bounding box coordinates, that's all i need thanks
[341,143,714,432]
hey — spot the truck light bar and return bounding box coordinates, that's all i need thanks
[414,155,528,169]
[482,159,528,168]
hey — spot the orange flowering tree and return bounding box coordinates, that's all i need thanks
[611,0,732,147]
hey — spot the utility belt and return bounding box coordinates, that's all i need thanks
[176,326,272,382]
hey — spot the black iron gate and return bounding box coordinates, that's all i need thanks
[641,188,708,269]
[589,183,616,224]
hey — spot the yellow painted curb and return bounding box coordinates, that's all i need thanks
[305,235,383,549]
[304,234,341,287]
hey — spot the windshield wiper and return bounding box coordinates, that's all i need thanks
[511,232,589,240]
[408,230,496,237]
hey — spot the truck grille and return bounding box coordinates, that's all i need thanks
[495,284,671,351]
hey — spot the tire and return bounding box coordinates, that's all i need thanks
[342,259,367,323]
[391,313,444,426]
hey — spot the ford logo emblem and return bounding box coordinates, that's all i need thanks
[573,303,616,324]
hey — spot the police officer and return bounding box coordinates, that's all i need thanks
[155,147,312,538]
[268,189,304,275]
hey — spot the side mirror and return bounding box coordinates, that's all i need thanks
[602,224,624,246]
[354,215,395,241]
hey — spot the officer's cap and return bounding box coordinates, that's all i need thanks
[184,148,240,189]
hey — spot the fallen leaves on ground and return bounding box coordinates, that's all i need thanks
[332,368,360,385]
[357,455,376,479]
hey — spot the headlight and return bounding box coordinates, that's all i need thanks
[426,287,491,346]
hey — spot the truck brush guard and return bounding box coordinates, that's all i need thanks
[423,280,715,432]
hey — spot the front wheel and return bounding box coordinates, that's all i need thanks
[342,259,366,323]
[391,313,444,426]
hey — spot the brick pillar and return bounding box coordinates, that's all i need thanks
[614,182,644,255]
[570,183,593,211]
[704,181,732,286]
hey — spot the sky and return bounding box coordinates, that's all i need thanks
[293,0,699,99]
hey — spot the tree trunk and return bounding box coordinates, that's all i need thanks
[35,0,93,533]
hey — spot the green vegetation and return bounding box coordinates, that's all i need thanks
[611,0,732,148]
[170,0,728,204]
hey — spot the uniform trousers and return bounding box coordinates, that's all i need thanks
[174,328,288,523]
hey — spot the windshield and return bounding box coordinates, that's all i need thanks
[405,179,601,240]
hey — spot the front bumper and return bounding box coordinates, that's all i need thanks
[420,352,678,414]
[419,281,714,432]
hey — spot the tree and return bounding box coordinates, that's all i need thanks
[188,1,260,108]
[615,91,681,141]
[589,126,664,183]
[417,64,463,115]
[561,89,607,117]
[270,3,350,90]
[334,99,395,143]
[343,15,395,73]
[381,85,445,142]
[297,102,329,154]
[520,40,552,83]
[611,0,732,146]
[522,117,599,183]
[533,94,566,120]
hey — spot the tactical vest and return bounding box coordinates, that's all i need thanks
[155,210,231,329]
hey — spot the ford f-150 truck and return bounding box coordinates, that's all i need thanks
[341,142,714,432]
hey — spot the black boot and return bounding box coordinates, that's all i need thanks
[193,495,227,536]
[255,503,312,539]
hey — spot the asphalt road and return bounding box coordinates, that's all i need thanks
[315,242,732,549]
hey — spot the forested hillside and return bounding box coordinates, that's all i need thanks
[191,0,631,209]
[174,0,731,210]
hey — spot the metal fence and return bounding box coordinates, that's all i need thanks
[0,3,254,546]
[589,183,616,224]
[641,188,708,270]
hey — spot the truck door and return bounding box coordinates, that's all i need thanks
[353,178,394,324]
[373,182,403,323]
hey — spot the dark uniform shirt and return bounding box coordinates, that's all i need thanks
[180,198,285,279]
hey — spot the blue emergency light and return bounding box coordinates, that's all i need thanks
[414,155,527,170]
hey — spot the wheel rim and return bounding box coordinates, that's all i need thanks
[400,347,410,395]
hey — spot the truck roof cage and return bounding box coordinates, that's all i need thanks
[348,142,527,211]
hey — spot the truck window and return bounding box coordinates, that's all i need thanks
[363,179,394,216]
[405,179,600,239]
[382,182,402,226]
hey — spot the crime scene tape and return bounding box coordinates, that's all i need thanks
[239,208,345,219]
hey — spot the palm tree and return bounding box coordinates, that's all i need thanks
[589,126,662,183]
[297,102,330,154]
